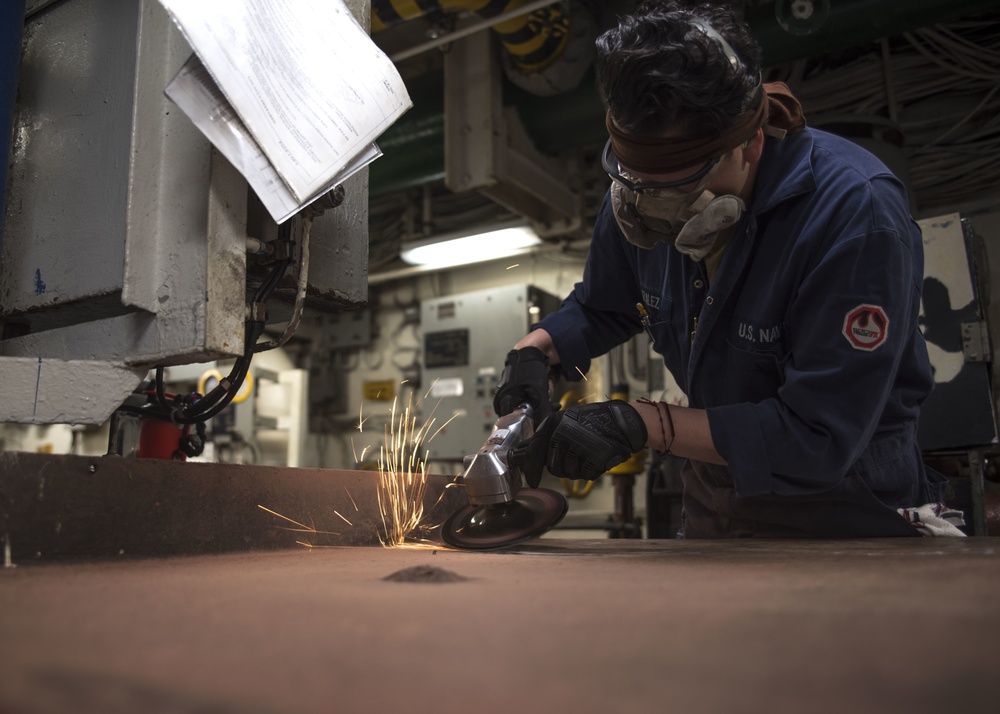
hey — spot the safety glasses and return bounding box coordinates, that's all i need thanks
[601,138,720,193]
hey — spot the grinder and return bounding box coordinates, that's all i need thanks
[441,404,567,550]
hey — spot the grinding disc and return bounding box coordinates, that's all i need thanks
[441,488,568,550]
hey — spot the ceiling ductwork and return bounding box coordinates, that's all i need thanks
[372,1,596,234]
[370,0,1000,200]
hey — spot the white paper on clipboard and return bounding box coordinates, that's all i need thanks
[158,0,410,220]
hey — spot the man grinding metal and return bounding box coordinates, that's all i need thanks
[495,1,960,538]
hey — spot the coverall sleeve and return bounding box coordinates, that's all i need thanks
[535,197,645,380]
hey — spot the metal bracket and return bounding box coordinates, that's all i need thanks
[0,357,146,425]
[961,320,991,362]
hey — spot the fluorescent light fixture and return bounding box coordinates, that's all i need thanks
[399,223,541,268]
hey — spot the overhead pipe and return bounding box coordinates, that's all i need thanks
[371,0,999,197]
[374,0,571,73]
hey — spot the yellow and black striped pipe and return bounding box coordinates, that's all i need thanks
[372,0,571,73]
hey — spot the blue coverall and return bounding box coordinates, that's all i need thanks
[536,127,946,537]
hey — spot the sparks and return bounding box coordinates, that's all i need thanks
[257,505,341,536]
[575,366,588,381]
[295,540,341,550]
[506,263,520,270]
[258,504,312,531]
[267,387,462,551]
[429,411,462,442]
[376,392,445,548]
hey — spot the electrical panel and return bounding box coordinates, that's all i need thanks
[420,284,560,462]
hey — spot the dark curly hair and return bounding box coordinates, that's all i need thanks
[595,2,762,139]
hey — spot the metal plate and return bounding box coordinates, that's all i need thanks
[0,451,466,561]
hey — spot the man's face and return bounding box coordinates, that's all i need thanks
[605,128,764,255]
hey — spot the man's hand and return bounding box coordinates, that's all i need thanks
[509,401,647,487]
[493,347,557,422]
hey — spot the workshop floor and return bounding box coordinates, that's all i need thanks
[1,538,997,714]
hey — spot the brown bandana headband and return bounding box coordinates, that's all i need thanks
[606,82,807,173]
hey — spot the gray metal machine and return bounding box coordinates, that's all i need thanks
[0,0,370,426]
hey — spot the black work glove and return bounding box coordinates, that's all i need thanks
[493,346,557,423]
[509,400,647,487]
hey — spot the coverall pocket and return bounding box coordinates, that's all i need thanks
[846,428,922,507]
[721,343,784,404]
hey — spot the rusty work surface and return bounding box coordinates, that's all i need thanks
[0,452,467,560]
[0,538,998,714]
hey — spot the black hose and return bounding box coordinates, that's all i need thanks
[173,320,265,424]
[154,367,172,413]
[138,218,294,426]
[253,221,293,304]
